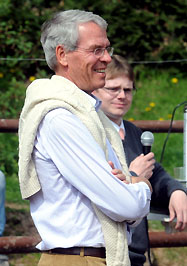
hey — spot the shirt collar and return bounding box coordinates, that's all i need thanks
[111,120,126,134]
[84,93,102,112]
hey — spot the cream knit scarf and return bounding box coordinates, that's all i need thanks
[18,75,131,266]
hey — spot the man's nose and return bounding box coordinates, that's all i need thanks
[117,89,126,98]
[101,49,112,64]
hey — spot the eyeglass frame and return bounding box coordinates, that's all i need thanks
[74,46,114,58]
[102,86,137,97]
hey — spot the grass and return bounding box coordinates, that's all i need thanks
[8,253,41,266]
[152,247,187,266]
[6,173,26,205]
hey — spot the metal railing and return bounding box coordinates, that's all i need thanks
[0,232,187,254]
[0,119,184,133]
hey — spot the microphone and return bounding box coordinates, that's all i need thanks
[141,131,154,155]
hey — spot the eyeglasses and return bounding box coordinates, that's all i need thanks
[75,46,114,58]
[102,87,136,96]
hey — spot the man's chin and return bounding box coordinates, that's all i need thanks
[93,84,105,91]
[96,78,106,89]
[112,112,126,120]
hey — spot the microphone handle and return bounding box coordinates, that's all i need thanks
[143,146,151,155]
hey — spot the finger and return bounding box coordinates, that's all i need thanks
[112,171,125,180]
[115,173,126,181]
[175,219,184,231]
[122,180,129,184]
[175,211,186,231]
[169,206,176,223]
[170,209,183,231]
[183,208,187,230]
[147,159,155,166]
[111,169,122,175]
[144,152,154,160]
[108,161,115,169]
[144,171,153,179]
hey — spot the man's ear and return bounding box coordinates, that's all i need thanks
[56,45,68,67]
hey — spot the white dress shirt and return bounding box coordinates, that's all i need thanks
[30,94,151,250]
[111,120,125,134]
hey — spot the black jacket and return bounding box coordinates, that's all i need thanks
[123,120,186,266]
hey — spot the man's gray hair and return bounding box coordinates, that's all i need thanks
[40,10,108,71]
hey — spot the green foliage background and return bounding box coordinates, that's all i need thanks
[0,0,186,193]
[0,0,186,82]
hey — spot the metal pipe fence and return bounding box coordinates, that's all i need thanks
[0,232,187,254]
[0,119,184,133]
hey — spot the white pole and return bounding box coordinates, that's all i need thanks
[184,105,187,187]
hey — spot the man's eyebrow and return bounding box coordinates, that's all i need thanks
[105,86,133,90]
[91,44,110,49]
[105,86,120,90]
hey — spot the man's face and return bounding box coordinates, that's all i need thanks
[93,75,134,125]
[65,22,112,93]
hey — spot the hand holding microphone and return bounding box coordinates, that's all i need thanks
[129,131,155,180]
[129,131,155,192]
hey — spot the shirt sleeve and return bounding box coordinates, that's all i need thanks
[36,108,151,222]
